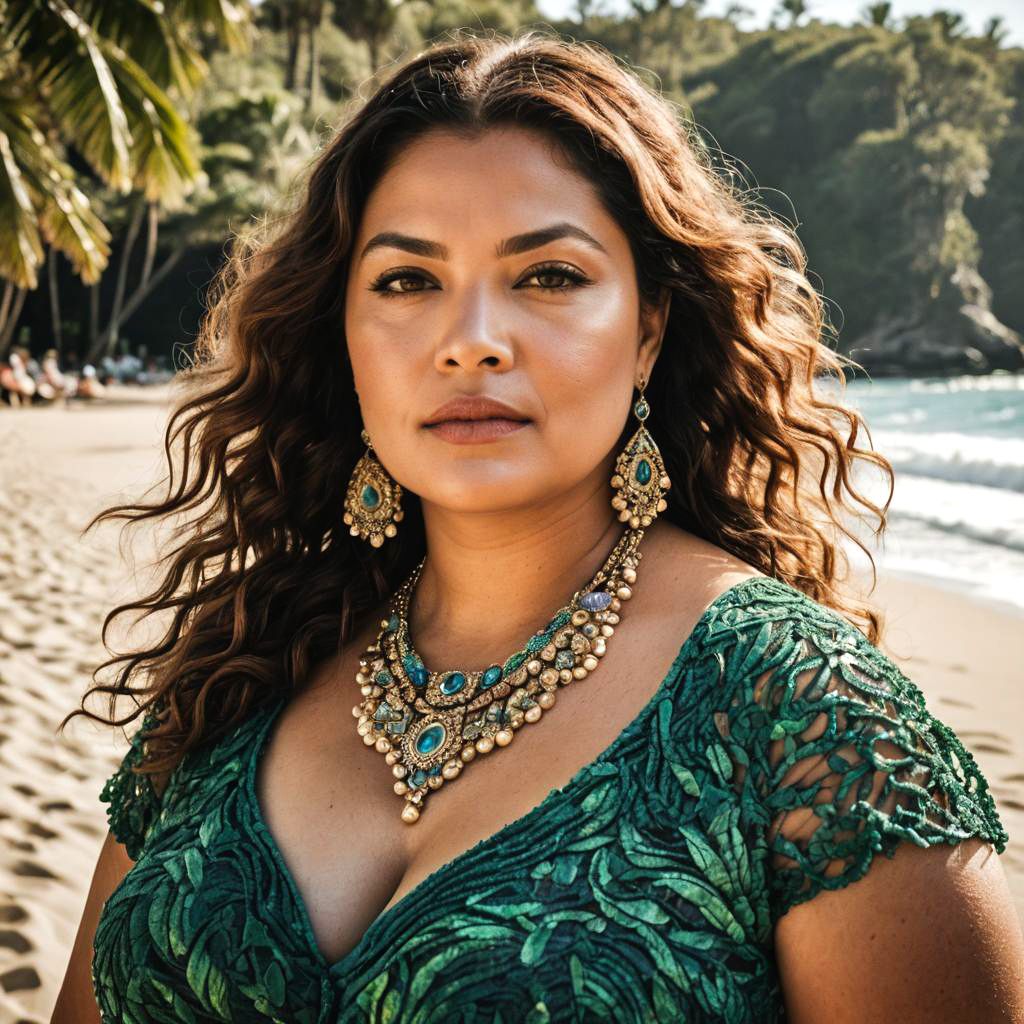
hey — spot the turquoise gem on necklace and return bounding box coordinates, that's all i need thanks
[361,484,381,510]
[635,458,652,485]
[414,722,446,756]
[440,672,466,695]
[526,632,550,652]
[411,768,427,786]
[403,653,428,687]
[555,649,575,669]
[480,664,503,688]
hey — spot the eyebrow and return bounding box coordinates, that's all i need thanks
[358,221,608,262]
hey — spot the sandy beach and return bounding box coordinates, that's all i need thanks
[1,391,1021,1022]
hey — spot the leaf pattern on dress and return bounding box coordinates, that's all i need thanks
[92,577,1009,1023]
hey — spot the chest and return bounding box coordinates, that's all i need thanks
[95,685,778,1024]
[253,604,707,967]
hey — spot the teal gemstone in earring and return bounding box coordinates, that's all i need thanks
[634,398,650,420]
[635,458,652,485]
[361,484,381,510]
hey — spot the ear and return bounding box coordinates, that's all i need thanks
[636,286,671,384]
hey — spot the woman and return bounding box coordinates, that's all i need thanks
[41,348,69,404]
[54,30,1021,1024]
[0,348,37,406]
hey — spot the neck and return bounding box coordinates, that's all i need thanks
[407,470,629,669]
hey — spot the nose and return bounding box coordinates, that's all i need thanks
[432,282,514,374]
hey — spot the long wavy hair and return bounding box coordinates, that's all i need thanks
[60,28,894,784]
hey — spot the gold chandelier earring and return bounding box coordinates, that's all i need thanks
[344,429,404,548]
[610,375,671,528]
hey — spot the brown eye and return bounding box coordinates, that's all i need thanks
[520,263,590,290]
[369,271,433,296]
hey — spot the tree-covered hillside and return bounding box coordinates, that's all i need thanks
[2,0,1021,375]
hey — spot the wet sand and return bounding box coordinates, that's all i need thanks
[0,390,1021,1021]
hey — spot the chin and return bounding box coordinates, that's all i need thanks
[417,472,549,513]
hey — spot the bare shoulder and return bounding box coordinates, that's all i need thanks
[641,520,767,609]
[775,837,1024,1023]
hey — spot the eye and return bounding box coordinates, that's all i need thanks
[367,261,592,299]
[368,269,434,297]
[519,262,591,291]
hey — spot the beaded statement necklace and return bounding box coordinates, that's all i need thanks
[351,526,645,823]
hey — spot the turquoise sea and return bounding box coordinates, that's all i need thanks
[840,373,1024,613]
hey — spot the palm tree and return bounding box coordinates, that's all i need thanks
[776,0,808,28]
[929,10,968,41]
[983,16,1009,46]
[861,2,892,29]
[259,0,325,106]
[0,0,248,356]
[333,0,406,72]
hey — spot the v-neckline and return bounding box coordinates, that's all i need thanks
[244,574,772,978]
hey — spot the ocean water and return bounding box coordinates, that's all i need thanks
[835,373,1024,613]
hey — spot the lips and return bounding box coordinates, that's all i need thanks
[423,395,530,427]
[426,418,529,443]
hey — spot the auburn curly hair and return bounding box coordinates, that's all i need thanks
[59,28,893,783]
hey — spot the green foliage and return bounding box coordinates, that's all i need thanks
[686,15,1022,347]
[5,0,1023,371]
[414,0,543,39]
[0,0,247,288]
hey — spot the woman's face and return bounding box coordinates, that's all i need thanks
[344,125,668,518]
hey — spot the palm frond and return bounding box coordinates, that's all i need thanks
[106,44,202,205]
[0,91,111,286]
[68,0,208,97]
[169,0,251,51]
[0,127,43,288]
[21,0,134,190]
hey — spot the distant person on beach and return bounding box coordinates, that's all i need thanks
[55,31,1023,1024]
[41,349,69,404]
[22,348,58,403]
[0,349,36,406]
[75,365,106,400]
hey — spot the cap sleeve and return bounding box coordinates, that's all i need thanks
[98,703,166,861]
[742,596,1009,925]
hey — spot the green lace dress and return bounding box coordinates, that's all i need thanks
[91,576,1009,1024]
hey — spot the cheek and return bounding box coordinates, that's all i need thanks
[534,288,637,422]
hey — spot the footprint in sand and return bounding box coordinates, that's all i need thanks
[0,905,28,925]
[25,823,57,841]
[0,965,41,993]
[938,696,973,708]
[0,929,32,954]
[11,861,56,880]
[952,729,1014,756]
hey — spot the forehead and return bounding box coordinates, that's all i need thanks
[357,126,615,243]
